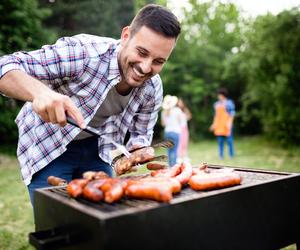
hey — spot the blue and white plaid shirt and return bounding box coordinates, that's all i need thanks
[0,34,163,185]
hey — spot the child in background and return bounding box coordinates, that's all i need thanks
[177,98,192,163]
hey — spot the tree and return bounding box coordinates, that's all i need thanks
[39,0,135,38]
[238,7,300,145]
[0,0,53,54]
[0,0,54,144]
[160,0,243,138]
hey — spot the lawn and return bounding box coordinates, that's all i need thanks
[0,136,299,250]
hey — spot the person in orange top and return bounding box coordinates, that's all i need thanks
[209,88,235,159]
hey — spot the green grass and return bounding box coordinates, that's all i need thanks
[188,136,300,173]
[0,155,34,250]
[0,136,299,249]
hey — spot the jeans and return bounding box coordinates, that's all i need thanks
[164,131,179,167]
[28,136,112,205]
[217,133,234,159]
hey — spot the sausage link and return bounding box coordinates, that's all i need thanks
[188,172,242,191]
[151,163,182,178]
[81,179,110,202]
[173,162,193,185]
[125,182,173,202]
[104,182,124,203]
[146,163,167,170]
[114,147,155,175]
[66,179,89,198]
[47,176,67,186]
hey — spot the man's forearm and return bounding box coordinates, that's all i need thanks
[0,70,51,102]
[0,69,85,128]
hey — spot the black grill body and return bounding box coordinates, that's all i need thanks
[29,166,300,250]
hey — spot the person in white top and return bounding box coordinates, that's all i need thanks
[161,95,185,166]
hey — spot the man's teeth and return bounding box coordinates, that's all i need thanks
[133,67,145,77]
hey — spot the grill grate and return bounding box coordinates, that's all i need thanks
[48,166,288,214]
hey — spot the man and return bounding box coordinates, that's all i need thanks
[0,4,181,204]
[209,87,235,159]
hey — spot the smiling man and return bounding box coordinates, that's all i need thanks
[0,4,181,204]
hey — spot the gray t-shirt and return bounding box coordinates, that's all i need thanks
[75,86,131,140]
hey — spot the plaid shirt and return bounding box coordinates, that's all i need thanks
[0,34,163,185]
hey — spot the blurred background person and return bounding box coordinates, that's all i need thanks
[177,98,192,163]
[209,87,235,159]
[161,95,184,166]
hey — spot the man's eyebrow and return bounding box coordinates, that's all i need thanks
[136,46,166,62]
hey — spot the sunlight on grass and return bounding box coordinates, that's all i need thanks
[187,137,300,173]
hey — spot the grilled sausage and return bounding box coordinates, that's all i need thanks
[104,181,124,203]
[125,182,173,202]
[173,162,193,185]
[150,163,182,178]
[82,185,104,202]
[188,172,242,191]
[82,178,126,203]
[82,171,109,181]
[128,177,182,194]
[47,176,67,186]
[81,179,110,202]
[66,179,89,198]
[114,147,155,175]
[146,163,167,170]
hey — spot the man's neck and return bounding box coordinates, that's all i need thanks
[115,81,132,96]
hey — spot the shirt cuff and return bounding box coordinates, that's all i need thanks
[127,136,152,151]
[0,62,22,79]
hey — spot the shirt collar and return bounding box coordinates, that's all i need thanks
[107,41,121,83]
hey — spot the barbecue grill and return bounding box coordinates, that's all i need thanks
[29,165,300,250]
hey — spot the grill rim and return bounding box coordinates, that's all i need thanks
[35,165,300,220]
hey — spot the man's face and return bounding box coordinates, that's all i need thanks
[118,26,176,88]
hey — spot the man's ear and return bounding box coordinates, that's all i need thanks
[120,26,130,45]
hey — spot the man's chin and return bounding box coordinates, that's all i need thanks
[127,78,145,87]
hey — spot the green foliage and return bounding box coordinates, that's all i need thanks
[39,0,135,38]
[238,8,300,145]
[160,0,243,137]
[0,99,19,144]
[135,0,158,12]
[0,0,55,144]
[0,0,54,54]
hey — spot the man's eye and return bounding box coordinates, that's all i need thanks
[138,51,147,57]
[154,60,164,65]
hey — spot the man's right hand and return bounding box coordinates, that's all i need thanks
[32,90,85,128]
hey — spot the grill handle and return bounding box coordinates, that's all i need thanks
[29,227,85,250]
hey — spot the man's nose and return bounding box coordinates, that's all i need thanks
[140,59,152,74]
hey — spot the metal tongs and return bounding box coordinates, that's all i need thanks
[111,139,174,168]
[67,117,131,158]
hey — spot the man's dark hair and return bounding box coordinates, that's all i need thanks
[130,4,181,39]
[218,87,229,97]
